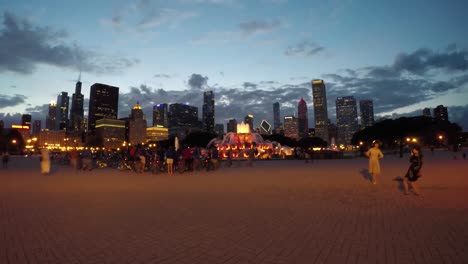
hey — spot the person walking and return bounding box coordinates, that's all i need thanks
[403,146,423,195]
[40,148,51,175]
[2,152,10,168]
[81,148,93,171]
[70,148,79,171]
[365,140,384,184]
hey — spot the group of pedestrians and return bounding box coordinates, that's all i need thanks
[366,140,423,196]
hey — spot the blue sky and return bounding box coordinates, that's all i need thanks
[1,0,468,130]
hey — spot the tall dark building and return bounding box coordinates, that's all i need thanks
[88,83,119,131]
[433,105,448,121]
[153,104,168,128]
[273,102,281,129]
[227,119,237,133]
[168,103,198,128]
[244,114,253,132]
[297,98,309,138]
[32,120,41,136]
[215,124,224,135]
[56,92,69,130]
[422,108,431,118]
[359,99,374,129]
[46,102,57,130]
[202,91,215,132]
[21,114,32,130]
[70,79,84,132]
[336,96,358,145]
[312,80,329,143]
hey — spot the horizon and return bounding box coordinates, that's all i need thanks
[1,0,467,130]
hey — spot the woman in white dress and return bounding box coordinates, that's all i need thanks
[366,140,384,184]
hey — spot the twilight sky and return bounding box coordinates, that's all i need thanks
[1,0,468,130]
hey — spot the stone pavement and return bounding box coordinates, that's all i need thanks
[1,152,467,264]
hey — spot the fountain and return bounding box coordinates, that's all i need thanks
[210,122,282,159]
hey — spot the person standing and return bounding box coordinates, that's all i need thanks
[40,148,51,175]
[365,140,384,184]
[165,146,177,175]
[403,146,423,195]
[211,146,219,170]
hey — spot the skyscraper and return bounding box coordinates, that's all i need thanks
[433,105,448,121]
[422,108,431,118]
[359,99,374,129]
[32,120,41,136]
[46,102,57,130]
[297,98,309,138]
[227,119,237,133]
[283,115,299,140]
[244,114,253,132]
[153,104,168,128]
[202,91,215,133]
[21,114,32,130]
[336,96,358,145]
[128,102,147,145]
[56,92,69,130]
[88,83,119,131]
[168,103,198,128]
[273,102,281,129]
[70,79,84,132]
[312,80,329,143]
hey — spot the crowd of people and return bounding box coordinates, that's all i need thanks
[2,141,466,198]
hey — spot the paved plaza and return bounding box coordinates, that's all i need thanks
[1,151,467,264]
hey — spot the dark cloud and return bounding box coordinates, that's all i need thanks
[0,94,27,109]
[0,12,138,74]
[366,47,468,78]
[284,41,325,57]
[188,74,209,90]
[238,19,281,37]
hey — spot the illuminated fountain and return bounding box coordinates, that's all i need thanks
[210,122,283,159]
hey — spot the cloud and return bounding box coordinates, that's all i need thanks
[0,12,139,75]
[284,41,325,57]
[102,0,198,32]
[238,19,282,37]
[243,82,257,89]
[0,94,27,109]
[154,73,171,78]
[366,46,468,78]
[188,74,209,90]
[191,19,282,44]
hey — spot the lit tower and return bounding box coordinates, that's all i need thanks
[56,92,69,130]
[88,83,119,131]
[70,73,84,132]
[312,80,329,143]
[128,102,147,145]
[336,96,358,145]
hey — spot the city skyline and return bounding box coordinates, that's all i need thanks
[0,1,468,130]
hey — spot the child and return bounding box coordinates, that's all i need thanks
[403,146,423,195]
[366,140,384,184]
